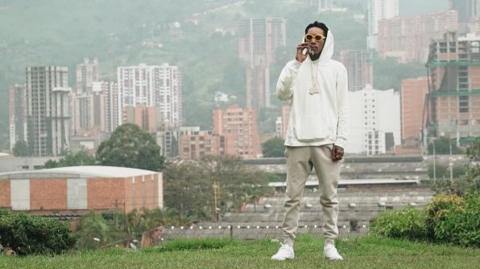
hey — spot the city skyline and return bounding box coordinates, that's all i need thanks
[4,0,479,158]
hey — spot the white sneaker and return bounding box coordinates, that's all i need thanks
[271,243,294,261]
[324,244,343,261]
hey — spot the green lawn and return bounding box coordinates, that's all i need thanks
[1,235,480,269]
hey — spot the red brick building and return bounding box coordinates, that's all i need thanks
[397,77,429,154]
[0,166,163,214]
[123,106,158,133]
[213,105,261,159]
[178,130,226,160]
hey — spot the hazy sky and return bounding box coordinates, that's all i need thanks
[400,0,450,16]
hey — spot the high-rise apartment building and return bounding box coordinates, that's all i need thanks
[275,105,291,139]
[93,81,121,133]
[377,10,458,63]
[72,81,120,135]
[75,58,99,94]
[123,106,158,133]
[238,18,286,110]
[117,64,182,129]
[213,105,261,159]
[8,84,27,151]
[450,0,480,33]
[26,66,71,156]
[347,85,401,155]
[450,0,480,23]
[367,0,399,50]
[426,32,480,143]
[338,50,373,91]
[318,0,334,12]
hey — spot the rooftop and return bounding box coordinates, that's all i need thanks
[0,166,159,180]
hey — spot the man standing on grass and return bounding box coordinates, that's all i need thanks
[271,21,348,261]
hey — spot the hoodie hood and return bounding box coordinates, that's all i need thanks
[314,30,334,64]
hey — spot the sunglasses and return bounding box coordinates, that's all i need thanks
[304,34,326,42]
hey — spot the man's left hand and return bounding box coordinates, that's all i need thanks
[331,145,344,162]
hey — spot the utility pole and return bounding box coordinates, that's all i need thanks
[433,138,437,183]
[213,179,220,222]
[449,139,453,181]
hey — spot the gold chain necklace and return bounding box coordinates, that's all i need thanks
[309,59,320,95]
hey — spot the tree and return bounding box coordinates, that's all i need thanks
[163,160,211,221]
[96,124,164,171]
[44,149,96,168]
[428,137,464,155]
[12,140,30,157]
[467,137,480,161]
[432,137,480,194]
[262,137,285,157]
[373,54,426,90]
[163,156,276,222]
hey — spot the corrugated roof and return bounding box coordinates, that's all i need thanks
[0,166,159,180]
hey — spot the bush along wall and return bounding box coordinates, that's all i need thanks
[432,193,480,247]
[371,193,480,248]
[0,210,76,256]
[370,207,427,241]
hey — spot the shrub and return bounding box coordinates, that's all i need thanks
[370,207,427,241]
[433,193,480,247]
[425,194,464,240]
[74,212,117,250]
[0,211,75,256]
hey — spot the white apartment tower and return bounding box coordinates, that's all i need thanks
[26,66,71,156]
[117,63,182,129]
[318,0,334,12]
[75,58,99,94]
[367,0,399,50]
[72,81,120,135]
[347,85,401,155]
[238,18,287,110]
[93,81,121,133]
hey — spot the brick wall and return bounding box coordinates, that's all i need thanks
[124,174,163,212]
[30,179,67,210]
[0,180,11,208]
[87,178,126,211]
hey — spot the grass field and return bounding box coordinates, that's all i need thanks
[1,235,479,269]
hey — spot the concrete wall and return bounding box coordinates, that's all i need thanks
[10,179,29,210]
[0,156,59,173]
[67,178,87,209]
[159,224,365,241]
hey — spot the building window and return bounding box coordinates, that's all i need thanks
[459,95,469,113]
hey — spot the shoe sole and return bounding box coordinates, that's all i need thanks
[325,257,344,261]
[271,257,294,261]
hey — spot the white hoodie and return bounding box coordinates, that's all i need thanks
[276,31,348,148]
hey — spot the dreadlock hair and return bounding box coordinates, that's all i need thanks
[305,21,329,36]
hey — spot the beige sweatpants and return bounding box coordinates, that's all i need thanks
[281,145,340,243]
